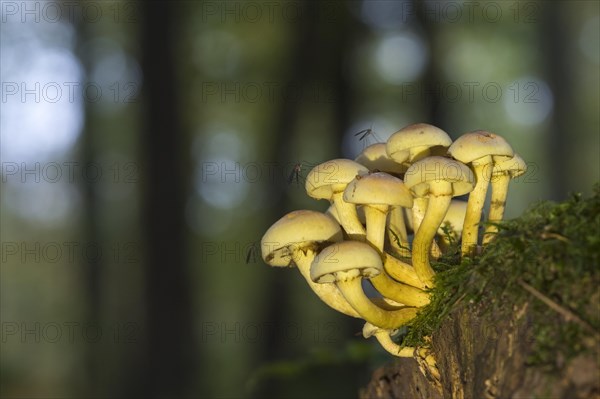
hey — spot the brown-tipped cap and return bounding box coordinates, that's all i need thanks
[448,130,514,164]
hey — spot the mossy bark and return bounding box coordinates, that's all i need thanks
[360,301,599,399]
[362,188,600,399]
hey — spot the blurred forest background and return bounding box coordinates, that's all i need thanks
[1,1,599,398]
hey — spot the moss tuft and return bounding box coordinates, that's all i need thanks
[402,184,600,369]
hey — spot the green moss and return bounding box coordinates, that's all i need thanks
[402,184,600,369]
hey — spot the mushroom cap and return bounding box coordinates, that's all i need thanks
[492,153,527,178]
[404,156,475,197]
[305,159,369,200]
[355,143,407,174]
[437,200,468,235]
[343,172,414,208]
[448,130,514,165]
[261,210,343,267]
[386,123,452,162]
[310,241,383,283]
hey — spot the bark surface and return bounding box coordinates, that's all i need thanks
[360,302,599,399]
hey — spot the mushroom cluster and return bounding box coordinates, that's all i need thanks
[260,124,526,371]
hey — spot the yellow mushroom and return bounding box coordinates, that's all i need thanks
[483,153,527,244]
[261,210,360,318]
[311,241,419,329]
[343,172,413,251]
[305,159,368,240]
[343,173,430,307]
[355,143,410,253]
[448,130,514,256]
[355,142,407,175]
[386,124,452,260]
[362,322,415,357]
[404,156,475,287]
[386,123,453,166]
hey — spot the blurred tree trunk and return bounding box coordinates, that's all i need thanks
[260,1,355,365]
[541,2,569,200]
[73,16,102,397]
[136,2,195,398]
[414,0,443,127]
[259,0,317,364]
[325,3,353,150]
[360,302,599,398]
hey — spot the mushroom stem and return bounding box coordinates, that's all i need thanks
[363,205,430,306]
[412,195,452,288]
[293,251,360,318]
[412,197,442,258]
[411,197,428,234]
[336,279,419,329]
[482,173,510,245]
[461,161,492,256]
[332,192,366,240]
[364,205,388,252]
[383,254,427,289]
[373,332,415,357]
[369,273,430,307]
[387,207,410,257]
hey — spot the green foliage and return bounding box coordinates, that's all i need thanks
[402,184,600,369]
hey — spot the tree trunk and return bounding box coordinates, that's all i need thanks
[360,302,599,399]
[136,3,195,398]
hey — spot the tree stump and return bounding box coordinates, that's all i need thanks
[360,301,599,399]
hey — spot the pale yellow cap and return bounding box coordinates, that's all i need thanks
[386,123,452,162]
[404,156,475,197]
[492,153,527,178]
[355,143,407,174]
[310,241,382,283]
[305,159,368,200]
[343,172,413,208]
[448,130,514,164]
[261,210,343,267]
